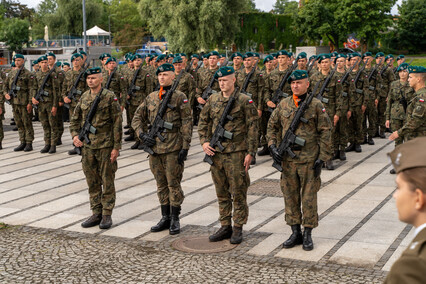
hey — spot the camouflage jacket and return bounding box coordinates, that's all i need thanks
[127,67,153,106]
[54,66,66,104]
[376,65,396,99]
[309,71,343,118]
[235,67,265,110]
[70,88,122,150]
[260,70,273,110]
[196,66,220,99]
[265,68,293,106]
[4,67,36,106]
[267,95,333,163]
[175,71,196,106]
[34,69,58,107]
[103,69,128,107]
[0,76,4,114]
[132,89,193,154]
[198,89,259,156]
[347,69,370,111]
[397,87,426,140]
[62,68,88,108]
[385,80,415,121]
[335,70,350,114]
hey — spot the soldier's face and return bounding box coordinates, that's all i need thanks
[336,58,346,69]
[72,57,82,68]
[350,58,359,67]
[157,59,166,66]
[209,56,219,68]
[173,62,183,73]
[107,62,116,70]
[393,174,418,225]
[219,57,226,65]
[399,70,408,80]
[291,78,309,96]
[243,57,252,68]
[277,55,288,67]
[134,58,143,67]
[320,59,331,71]
[408,73,420,89]
[233,57,242,67]
[265,61,274,71]
[63,65,70,72]
[376,57,383,65]
[47,56,55,66]
[14,58,24,67]
[158,71,175,87]
[33,64,39,70]
[297,58,307,69]
[192,58,199,66]
[218,74,236,93]
[39,60,48,70]
[397,59,404,65]
[87,73,103,88]
[128,61,134,68]
[181,56,187,64]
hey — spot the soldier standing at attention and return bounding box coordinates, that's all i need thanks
[71,67,122,230]
[385,137,426,284]
[0,75,4,149]
[80,51,89,67]
[196,51,220,107]
[267,70,332,251]
[4,54,35,152]
[188,54,200,82]
[296,52,308,71]
[102,57,128,111]
[173,56,196,109]
[199,66,259,244]
[132,63,192,235]
[394,55,405,79]
[32,55,58,154]
[62,62,70,72]
[361,52,377,145]
[230,52,244,71]
[389,66,426,143]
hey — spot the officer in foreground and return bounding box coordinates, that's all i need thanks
[385,137,426,284]
[70,67,122,229]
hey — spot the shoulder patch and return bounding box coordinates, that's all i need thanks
[183,98,188,104]
[114,97,118,101]
[419,98,424,102]
[248,99,253,104]
[322,108,326,113]
[146,74,150,77]
[121,76,124,80]
[259,73,263,77]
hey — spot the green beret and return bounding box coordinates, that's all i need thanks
[396,63,409,72]
[230,52,243,60]
[335,54,347,60]
[288,70,308,83]
[38,55,48,62]
[202,54,209,59]
[156,63,175,75]
[166,54,174,59]
[180,53,187,58]
[215,66,235,78]
[79,51,87,56]
[317,53,331,63]
[46,52,56,58]
[363,52,373,58]
[243,52,255,59]
[55,62,62,67]
[13,54,24,60]
[277,50,289,57]
[408,65,426,74]
[156,54,167,62]
[385,54,394,60]
[208,51,220,58]
[172,56,183,64]
[388,137,426,174]
[99,53,111,60]
[375,52,385,58]
[105,57,117,65]
[71,53,83,62]
[190,54,199,59]
[309,55,317,61]
[32,60,38,66]
[11,62,15,67]
[288,52,293,57]
[133,54,144,60]
[347,53,354,59]
[85,67,102,78]
[254,52,260,57]
[263,55,274,64]
[352,52,361,58]
[149,55,156,62]
[397,55,405,60]
[63,62,70,67]
[296,52,307,60]
[331,51,339,57]
[272,53,278,58]
[219,54,226,58]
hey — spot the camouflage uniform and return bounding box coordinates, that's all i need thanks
[376,65,396,133]
[397,87,426,141]
[385,80,415,146]
[103,69,128,107]
[34,70,59,145]
[132,89,192,206]
[54,66,66,142]
[175,71,196,110]
[195,66,220,102]
[70,88,122,215]
[267,95,332,228]
[62,68,88,118]
[259,70,274,148]
[348,69,370,145]
[198,89,259,226]
[265,68,293,104]
[334,70,350,150]
[4,67,36,144]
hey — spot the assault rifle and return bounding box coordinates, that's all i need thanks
[127,64,143,104]
[203,87,239,165]
[6,63,25,105]
[240,64,257,98]
[366,57,384,92]
[272,81,321,172]
[64,64,90,109]
[197,72,217,110]
[185,58,194,73]
[314,64,339,105]
[140,72,184,155]
[338,60,358,98]
[74,88,103,155]
[354,59,369,95]
[105,67,117,89]
[268,60,298,113]
[33,67,57,109]
[307,57,318,74]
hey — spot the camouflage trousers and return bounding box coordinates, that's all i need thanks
[82,147,117,215]
[334,113,348,149]
[376,96,387,132]
[0,115,3,143]
[348,106,364,144]
[128,104,140,141]
[149,151,185,207]
[13,104,34,143]
[125,104,131,127]
[390,119,404,147]
[54,105,64,141]
[38,102,58,145]
[260,111,270,147]
[281,160,320,228]
[363,101,377,137]
[211,151,250,226]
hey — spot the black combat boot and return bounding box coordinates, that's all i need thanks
[24,143,33,152]
[169,206,181,235]
[81,214,102,228]
[230,226,243,244]
[56,138,62,145]
[379,129,386,138]
[124,134,135,142]
[355,144,362,153]
[368,136,375,145]
[138,143,145,150]
[14,143,26,151]
[124,130,131,135]
[40,144,51,153]
[339,150,346,161]
[326,160,334,170]
[130,141,140,150]
[361,136,367,145]
[68,148,77,155]
[151,205,171,232]
[302,227,314,251]
[282,224,303,248]
[99,215,112,229]
[332,150,339,160]
[257,145,270,156]
[48,145,56,154]
[390,168,396,174]
[12,127,18,131]
[345,143,355,152]
[124,124,130,129]
[0,142,2,150]
[209,225,233,242]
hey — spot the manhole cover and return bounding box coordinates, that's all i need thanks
[248,179,282,197]
[172,235,238,253]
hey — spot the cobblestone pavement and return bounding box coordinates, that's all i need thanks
[0,117,414,283]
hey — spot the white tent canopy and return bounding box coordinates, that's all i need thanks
[83,26,110,36]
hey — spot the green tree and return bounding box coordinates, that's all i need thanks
[273,0,298,15]
[139,0,252,53]
[0,18,30,52]
[395,0,426,52]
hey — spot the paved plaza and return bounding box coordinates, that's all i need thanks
[0,116,413,283]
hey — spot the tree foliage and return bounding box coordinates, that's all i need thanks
[273,0,298,15]
[395,0,426,52]
[0,18,30,52]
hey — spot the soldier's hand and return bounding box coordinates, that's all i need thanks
[110,149,119,163]
[197,97,206,104]
[389,131,399,141]
[59,102,64,107]
[202,142,215,156]
[257,110,262,117]
[51,107,57,117]
[361,105,366,113]
[32,98,39,105]
[312,159,324,178]
[26,104,32,113]
[347,111,351,120]
[266,101,276,108]
[73,136,83,147]
[269,144,282,165]
[5,94,10,100]
[385,120,390,129]
[140,133,156,147]
[0,108,2,115]
[121,106,124,112]
[374,99,379,108]
[333,115,339,126]
[177,149,188,165]
[244,154,253,172]
[64,97,71,104]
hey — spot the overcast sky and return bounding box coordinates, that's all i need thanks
[20,0,403,15]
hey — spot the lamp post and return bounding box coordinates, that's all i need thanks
[82,0,87,53]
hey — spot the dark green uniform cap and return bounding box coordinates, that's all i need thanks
[352,52,361,58]
[13,54,24,60]
[172,56,183,64]
[11,62,15,67]
[309,55,317,61]
[296,52,307,60]
[215,66,235,78]
[63,62,70,67]
[156,63,175,75]
[80,51,87,56]
[243,52,255,59]
[190,54,199,59]
[335,53,347,59]
[397,63,409,72]
[388,137,426,174]
[363,52,373,58]
[55,62,62,67]
[317,53,331,63]
[166,54,174,59]
[46,52,56,58]
[408,65,426,73]
[219,54,226,58]
[331,51,338,57]
[254,52,260,57]
[277,50,289,57]
[375,52,385,58]
[85,67,102,77]
[288,70,308,83]
[133,54,144,60]
[38,55,48,62]
[385,54,394,60]
[105,57,117,65]
[263,55,274,64]
[180,53,187,58]
[208,51,220,58]
[230,52,243,60]
[397,55,405,60]
[71,53,83,62]
[32,59,38,66]
[156,54,167,62]
[272,53,278,58]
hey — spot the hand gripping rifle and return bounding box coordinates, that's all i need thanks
[33,67,56,109]
[140,72,184,155]
[105,67,117,90]
[64,64,90,109]
[127,64,143,104]
[314,64,339,105]
[197,72,217,110]
[203,87,239,166]
[307,57,318,74]
[74,88,103,155]
[268,60,298,113]
[353,59,369,95]
[272,80,321,172]
[6,63,25,105]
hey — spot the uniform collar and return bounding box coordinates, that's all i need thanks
[414,223,426,238]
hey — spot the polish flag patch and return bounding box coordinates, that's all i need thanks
[183,99,188,103]
[420,98,425,102]
[248,99,253,104]
[338,79,341,83]
[114,97,118,101]
[322,108,326,113]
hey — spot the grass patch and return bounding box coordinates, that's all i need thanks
[410,59,426,66]
[0,222,10,230]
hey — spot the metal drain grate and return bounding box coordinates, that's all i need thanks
[248,179,282,197]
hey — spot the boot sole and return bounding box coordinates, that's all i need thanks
[169,230,180,235]
[282,241,303,249]
[302,245,314,251]
[209,233,232,242]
